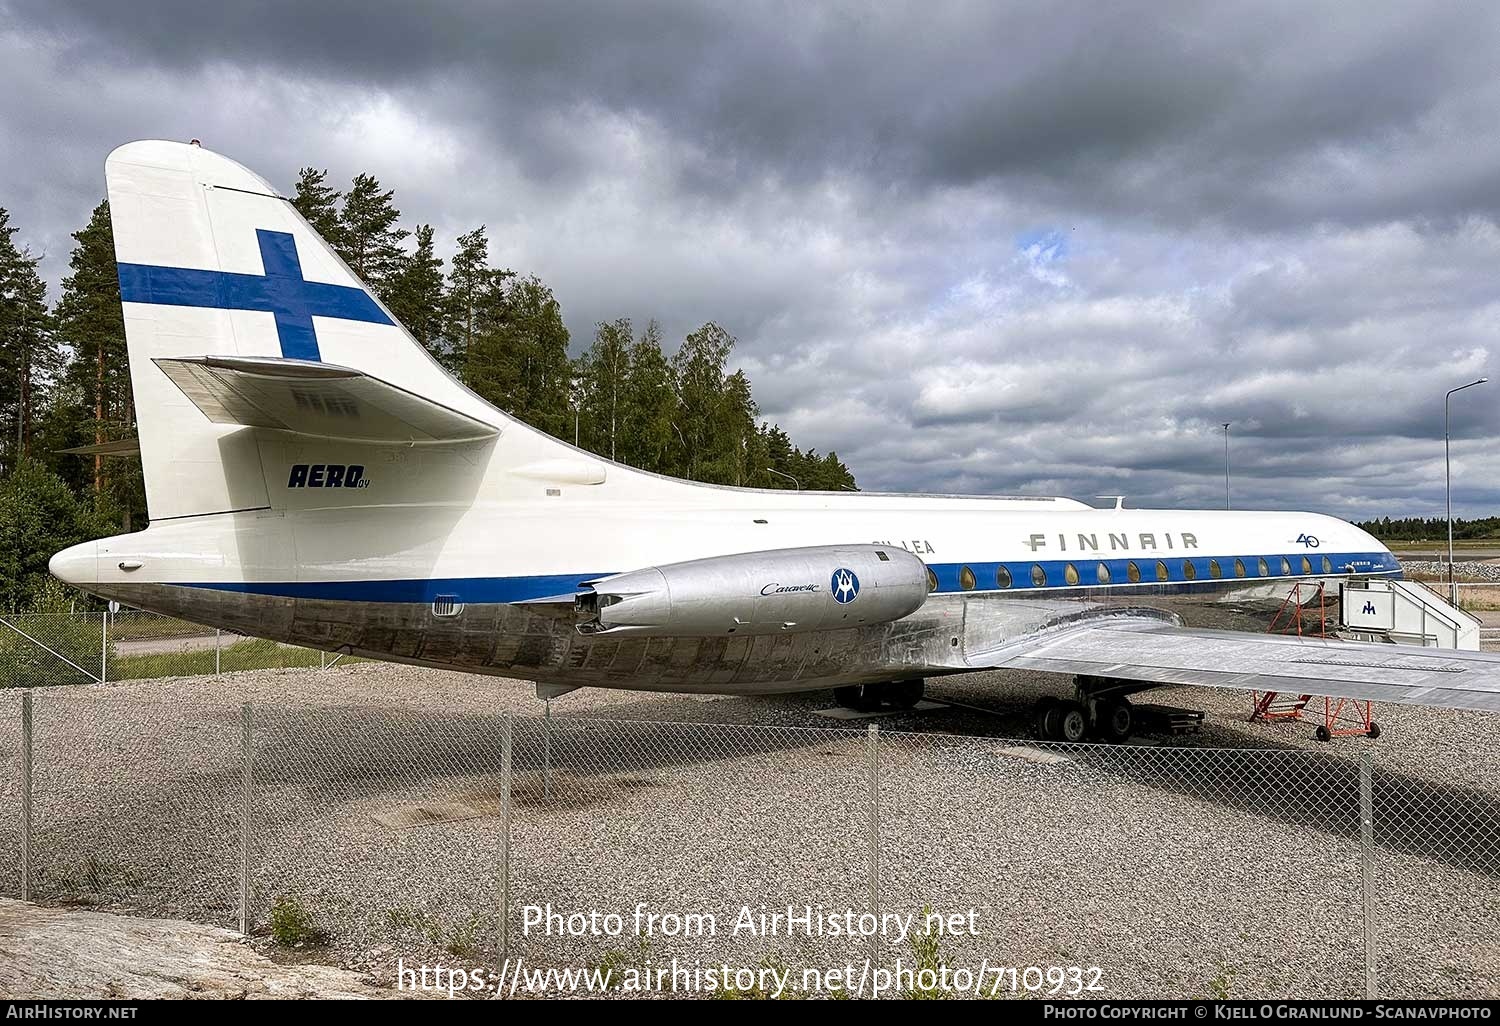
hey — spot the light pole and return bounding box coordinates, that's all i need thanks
[766,467,800,490]
[1445,377,1488,603]
[1222,423,1231,510]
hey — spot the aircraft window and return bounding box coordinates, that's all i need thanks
[1064,563,1080,586]
[1183,560,1197,581]
[1301,556,1313,575]
[1234,558,1247,578]
[996,565,1013,589]
[926,568,938,592]
[1321,556,1332,574]
[960,565,976,590]
[1280,558,1292,576]
[1096,562,1111,585]
[1258,558,1270,577]
[1155,560,1169,582]
[875,550,890,562]
[1031,564,1047,587]
[1127,561,1141,583]
[1209,559,1222,579]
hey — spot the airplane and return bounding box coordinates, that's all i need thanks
[47,140,1500,743]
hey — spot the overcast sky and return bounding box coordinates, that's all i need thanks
[3,1,1499,517]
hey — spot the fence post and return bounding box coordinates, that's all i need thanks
[240,702,253,937]
[100,612,107,686]
[500,712,513,958]
[20,690,32,903]
[542,699,552,801]
[215,630,221,676]
[866,723,879,984]
[1360,749,1376,999]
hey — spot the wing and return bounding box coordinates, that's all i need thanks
[154,355,499,444]
[973,615,1500,713]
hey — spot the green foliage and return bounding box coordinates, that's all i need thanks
[53,201,143,526]
[290,167,345,253]
[0,459,106,611]
[0,206,57,476]
[1357,515,1500,542]
[339,173,409,301]
[268,895,324,947]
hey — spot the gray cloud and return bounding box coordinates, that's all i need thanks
[1,1,1498,517]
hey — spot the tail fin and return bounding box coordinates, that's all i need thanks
[107,140,503,520]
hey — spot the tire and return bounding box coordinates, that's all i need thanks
[1033,697,1058,739]
[890,679,924,710]
[1101,699,1134,743]
[1367,722,1382,739]
[833,685,866,711]
[1315,725,1332,743]
[1058,703,1089,743]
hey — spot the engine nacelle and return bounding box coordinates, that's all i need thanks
[576,544,930,637]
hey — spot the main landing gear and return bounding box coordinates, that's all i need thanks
[833,678,925,712]
[1032,676,1156,743]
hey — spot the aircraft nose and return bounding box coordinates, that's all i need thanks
[49,540,99,587]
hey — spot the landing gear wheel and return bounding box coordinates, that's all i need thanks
[890,679,925,710]
[1057,702,1089,744]
[834,685,876,712]
[1034,697,1060,740]
[1315,725,1332,743]
[1367,722,1382,739]
[1101,699,1134,743]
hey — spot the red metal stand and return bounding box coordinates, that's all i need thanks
[1250,581,1378,739]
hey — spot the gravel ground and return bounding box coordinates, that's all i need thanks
[0,663,1497,1000]
[1400,559,1500,583]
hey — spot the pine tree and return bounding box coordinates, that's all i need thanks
[467,275,572,438]
[620,320,679,473]
[54,201,142,525]
[339,173,409,301]
[443,226,509,380]
[0,208,57,473]
[576,317,633,460]
[387,224,445,358]
[290,167,345,256]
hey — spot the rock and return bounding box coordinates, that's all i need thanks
[0,900,424,1000]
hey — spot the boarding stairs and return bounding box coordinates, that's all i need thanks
[1249,578,1480,739]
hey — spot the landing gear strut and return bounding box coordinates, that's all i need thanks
[1032,676,1155,743]
[834,678,925,712]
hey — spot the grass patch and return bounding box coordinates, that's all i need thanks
[109,637,333,680]
[269,895,325,947]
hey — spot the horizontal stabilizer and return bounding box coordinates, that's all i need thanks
[58,438,141,458]
[154,355,499,444]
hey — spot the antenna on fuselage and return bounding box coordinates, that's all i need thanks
[1095,495,1128,510]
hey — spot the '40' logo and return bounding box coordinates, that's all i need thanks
[1295,533,1320,548]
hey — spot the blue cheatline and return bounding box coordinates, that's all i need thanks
[116,228,392,361]
[171,550,1400,604]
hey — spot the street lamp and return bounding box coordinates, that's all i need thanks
[765,467,800,490]
[1222,423,1231,510]
[1445,377,1488,602]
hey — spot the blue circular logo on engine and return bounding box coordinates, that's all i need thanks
[831,568,860,604]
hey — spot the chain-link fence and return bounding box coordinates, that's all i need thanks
[0,611,345,688]
[3,685,1497,999]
